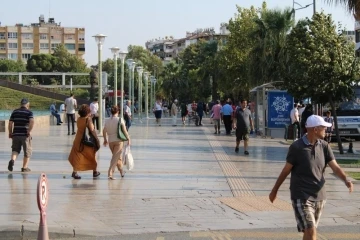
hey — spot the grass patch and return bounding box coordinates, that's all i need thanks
[337,159,360,165]
[346,172,360,180]
[0,86,63,110]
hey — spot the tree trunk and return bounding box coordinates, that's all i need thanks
[329,97,344,154]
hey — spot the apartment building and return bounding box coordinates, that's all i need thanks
[0,15,85,62]
[145,37,177,64]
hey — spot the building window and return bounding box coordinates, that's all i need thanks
[21,33,33,39]
[22,53,32,60]
[0,33,5,39]
[64,34,75,40]
[78,34,85,41]
[0,54,6,59]
[40,33,47,40]
[51,43,60,50]
[0,43,5,50]
[8,53,18,60]
[40,43,49,49]
[22,43,34,49]
[8,43,18,49]
[356,30,360,43]
[8,32,18,39]
[78,43,85,51]
[65,43,75,50]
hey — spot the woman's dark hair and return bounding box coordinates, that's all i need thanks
[111,105,120,115]
[305,104,313,111]
[78,104,90,117]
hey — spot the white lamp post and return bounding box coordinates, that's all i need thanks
[131,61,136,117]
[143,72,149,118]
[92,33,107,133]
[119,50,128,114]
[126,59,134,109]
[110,47,120,106]
[136,66,143,121]
[150,76,157,108]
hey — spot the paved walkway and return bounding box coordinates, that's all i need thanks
[0,116,359,239]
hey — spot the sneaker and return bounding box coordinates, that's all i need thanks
[72,132,76,135]
[57,123,61,125]
[68,132,70,135]
[214,131,218,134]
[21,167,31,172]
[244,151,249,155]
[8,160,14,172]
[235,147,239,153]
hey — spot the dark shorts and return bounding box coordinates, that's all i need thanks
[12,135,32,157]
[154,110,162,119]
[292,199,326,232]
[236,127,250,141]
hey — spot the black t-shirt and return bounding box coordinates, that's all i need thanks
[286,136,335,200]
[9,107,33,136]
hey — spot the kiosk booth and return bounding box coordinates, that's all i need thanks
[250,83,294,139]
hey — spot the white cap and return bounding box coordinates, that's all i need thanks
[174,99,178,102]
[306,115,332,128]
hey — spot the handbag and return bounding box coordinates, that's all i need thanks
[81,118,99,149]
[123,145,134,171]
[117,117,128,141]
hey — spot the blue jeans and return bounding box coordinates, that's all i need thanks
[125,118,131,131]
[51,112,61,124]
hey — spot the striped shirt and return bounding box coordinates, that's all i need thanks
[9,107,33,136]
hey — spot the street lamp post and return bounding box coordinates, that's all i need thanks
[292,1,313,19]
[131,61,136,117]
[136,66,143,121]
[119,50,128,113]
[143,72,149,118]
[126,59,134,109]
[151,76,157,107]
[110,47,120,106]
[92,33,107,133]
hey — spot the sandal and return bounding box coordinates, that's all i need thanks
[93,171,101,178]
[71,172,81,179]
[119,169,125,178]
[108,176,116,180]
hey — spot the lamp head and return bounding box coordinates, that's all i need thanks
[110,47,120,55]
[136,66,143,74]
[126,58,134,67]
[119,50,128,61]
[92,34,107,45]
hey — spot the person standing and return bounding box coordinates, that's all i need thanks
[269,115,353,240]
[171,99,178,126]
[221,100,233,135]
[154,99,162,126]
[65,93,77,135]
[50,102,62,125]
[180,102,187,125]
[68,104,100,179]
[233,100,254,155]
[211,100,222,134]
[103,105,131,180]
[196,101,204,126]
[7,98,34,172]
[90,97,99,130]
[300,104,313,136]
[124,100,132,131]
[290,103,301,139]
[324,111,334,143]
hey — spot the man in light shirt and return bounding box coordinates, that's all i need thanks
[124,100,132,131]
[171,99,178,126]
[65,93,77,135]
[290,103,300,139]
[90,97,99,130]
[211,100,222,134]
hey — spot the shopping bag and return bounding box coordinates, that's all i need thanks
[124,145,134,171]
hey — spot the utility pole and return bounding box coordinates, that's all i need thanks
[313,0,316,15]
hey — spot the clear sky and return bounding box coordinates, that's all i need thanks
[0,0,355,65]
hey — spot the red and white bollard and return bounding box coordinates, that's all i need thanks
[37,173,49,240]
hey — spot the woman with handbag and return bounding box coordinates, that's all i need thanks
[103,105,131,180]
[68,104,101,179]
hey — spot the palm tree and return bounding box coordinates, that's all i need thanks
[325,0,360,16]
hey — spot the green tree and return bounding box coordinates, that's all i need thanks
[325,0,360,14]
[0,59,26,82]
[26,54,56,84]
[282,12,360,154]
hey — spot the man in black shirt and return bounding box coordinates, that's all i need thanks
[269,115,353,239]
[8,98,34,172]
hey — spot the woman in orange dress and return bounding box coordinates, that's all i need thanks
[68,104,101,179]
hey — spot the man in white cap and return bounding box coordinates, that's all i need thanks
[171,99,178,126]
[269,115,353,239]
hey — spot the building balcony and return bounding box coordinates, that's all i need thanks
[78,47,85,52]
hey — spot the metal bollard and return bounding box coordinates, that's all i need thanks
[37,173,49,240]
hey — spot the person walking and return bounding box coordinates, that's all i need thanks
[103,105,131,180]
[154,99,162,126]
[324,111,334,143]
[211,100,222,134]
[68,104,101,179]
[180,102,187,125]
[171,99,178,126]
[290,103,301,139]
[90,97,99,130]
[221,100,233,135]
[65,93,77,135]
[300,104,313,136]
[269,115,353,240]
[124,100,132,131]
[7,98,34,172]
[50,102,62,125]
[196,100,204,126]
[233,100,254,155]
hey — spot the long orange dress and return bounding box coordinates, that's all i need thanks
[68,117,98,171]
